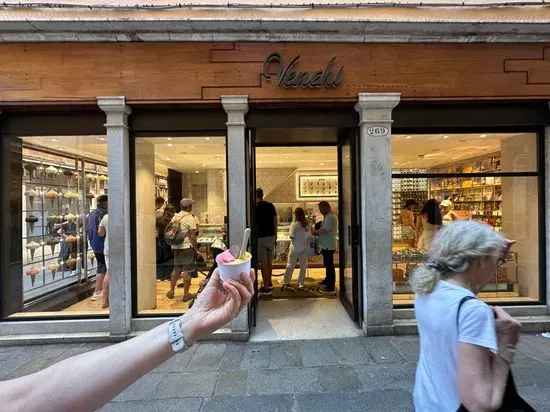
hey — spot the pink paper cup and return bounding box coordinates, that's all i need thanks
[217,252,252,282]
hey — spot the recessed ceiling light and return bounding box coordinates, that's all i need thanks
[480,134,487,138]
[284,156,289,159]
[405,136,412,139]
[166,137,172,141]
[202,163,206,167]
[167,143,173,147]
[443,135,449,139]
[215,156,221,160]
[394,162,399,165]
[56,147,63,150]
[98,137,106,141]
[205,137,210,141]
[195,170,199,174]
[166,157,171,161]
[50,138,58,142]
[320,162,325,166]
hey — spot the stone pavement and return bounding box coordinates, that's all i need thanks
[1,334,549,411]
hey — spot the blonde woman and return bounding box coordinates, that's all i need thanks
[410,221,526,411]
[281,207,311,290]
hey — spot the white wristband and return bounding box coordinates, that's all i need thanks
[168,319,191,353]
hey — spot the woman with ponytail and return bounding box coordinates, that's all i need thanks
[410,221,526,411]
[281,207,311,290]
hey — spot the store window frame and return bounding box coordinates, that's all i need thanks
[129,129,229,319]
[0,110,108,321]
[391,126,546,308]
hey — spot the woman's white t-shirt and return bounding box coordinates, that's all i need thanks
[288,221,311,254]
[413,280,498,411]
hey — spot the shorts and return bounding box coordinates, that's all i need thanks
[172,248,195,274]
[257,236,276,265]
[95,252,107,275]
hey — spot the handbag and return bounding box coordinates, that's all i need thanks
[304,232,318,258]
[456,297,536,412]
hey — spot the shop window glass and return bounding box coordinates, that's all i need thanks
[134,136,227,315]
[391,133,540,305]
[2,135,109,318]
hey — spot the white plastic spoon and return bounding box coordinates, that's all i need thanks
[239,228,251,260]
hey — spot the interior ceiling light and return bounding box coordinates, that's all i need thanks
[405,136,412,139]
[98,137,106,141]
[166,157,171,161]
[215,156,221,160]
[50,138,58,142]
[480,134,487,138]
[284,156,289,159]
[443,135,449,139]
[166,137,172,141]
[167,143,173,147]
[195,170,199,174]
[205,137,210,140]
[320,162,325,166]
[202,163,206,167]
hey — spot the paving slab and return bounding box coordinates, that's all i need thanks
[299,339,339,367]
[155,372,218,399]
[247,367,320,395]
[202,394,294,412]
[112,372,167,402]
[295,390,414,412]
[355,363,417,392]
[218,343,245,370]
[240,343,270,369]
[186,343,226,371]
[102,397,203,412]
[214,370,248,396]
[268,341,302,369]
[359,336,408,364]
[315,366,362,392]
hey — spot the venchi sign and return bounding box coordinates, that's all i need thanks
[262,52,344,89]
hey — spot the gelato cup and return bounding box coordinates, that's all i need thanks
[216,251,252,281]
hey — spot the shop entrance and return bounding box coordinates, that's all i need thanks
[247,128,363,340]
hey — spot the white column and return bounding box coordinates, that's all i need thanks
[355,93,401,336]
[98,96,132,337]
[221,95,249,340]
[545,121,550,309]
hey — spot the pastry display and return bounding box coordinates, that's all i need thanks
[63,191,79,205]
[46,189,59,207]
[48,262,59,280]
[25,215,39,232]
[25,188,38,208]
[26,267,41,286]
[392,248,428,263]
[45,165,59,177]
[26,241,41,260]
[66,258,77,270]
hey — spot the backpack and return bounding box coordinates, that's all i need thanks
[164,214,188,246]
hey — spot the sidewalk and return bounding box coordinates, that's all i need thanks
[1,334,549,411]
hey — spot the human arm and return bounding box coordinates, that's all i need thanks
[98,215,107,237]
[0,269,255,412]
[456,305,520,411]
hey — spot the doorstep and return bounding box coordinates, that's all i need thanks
[394,315,550,335]
[0,332,113,346]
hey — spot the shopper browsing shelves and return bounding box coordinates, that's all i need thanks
[86,195,108,301]
[400,199,417,248]
[255,188,277,296]
[311,201,338,294]
[440,199,459,226]
[281,207,312,290]
[165,198,200,302]
[416,199,442,252]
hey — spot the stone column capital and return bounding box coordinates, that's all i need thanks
[221,95,249,127]
[355,93,400,125]
[97,96,132,129]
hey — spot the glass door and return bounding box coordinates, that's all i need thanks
[337,128,362,323]
[245,128,258,327]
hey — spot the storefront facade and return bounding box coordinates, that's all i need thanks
[1,20,550,341]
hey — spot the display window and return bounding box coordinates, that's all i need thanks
[391,132,541,305]
[2,135,109,318]
[133,136,227,315]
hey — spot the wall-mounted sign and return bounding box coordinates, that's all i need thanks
[262,52,344,89]
[297,174,338,199]
[366,126,390,137]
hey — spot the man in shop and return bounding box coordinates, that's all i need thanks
[311,200,338,294]
[86,195,108,301]
[255,187,277,296]
[155,196,166,219]
[166,198,199,302]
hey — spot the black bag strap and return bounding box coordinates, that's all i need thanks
[456,295,476,328]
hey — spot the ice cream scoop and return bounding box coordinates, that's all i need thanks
[66,258,77,270]
[47,215,60,224]
[26,267,41,286]
[46,189,59,207]
[45,165,59,176]
[25,188,38,208]
[88,252,95,265]
[98,175,108,181]
[216,249,237,264]
[26,241,41,260]
[217,252,252,281]
[25,215,39,232]
[65,235,77,243]
[48,262,59,280]
[46,237,60,254]
[65,213,76,222]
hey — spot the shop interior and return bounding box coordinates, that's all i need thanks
[6,131,541,321]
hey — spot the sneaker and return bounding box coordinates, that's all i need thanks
[318,286,335,294]
[298,284,305,290]
[280,284,292,292]
[182,293,194,302]
[90,292,102,301]
[258,287,272,296]
[317,280,328,286]
[165,290,175,299]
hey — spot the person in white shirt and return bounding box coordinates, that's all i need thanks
[98,213,109,309]
[166,198,199,302]
[281,208,312,290]
[410,221,521,411]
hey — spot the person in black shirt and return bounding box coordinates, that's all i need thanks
[255,188,277,296]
